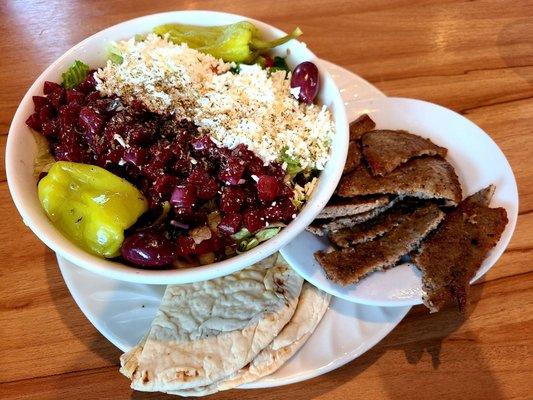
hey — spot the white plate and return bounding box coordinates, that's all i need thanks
[56,62,411,389]
[281,97,518,307]
[58,255,410,388]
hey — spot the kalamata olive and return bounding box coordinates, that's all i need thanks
[290,61,320,104]
[121,231,176,267]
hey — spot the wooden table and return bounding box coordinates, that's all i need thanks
[1,1,532,399]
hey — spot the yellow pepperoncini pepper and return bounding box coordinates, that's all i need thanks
[38,161,148,258]
[153,21,302,63]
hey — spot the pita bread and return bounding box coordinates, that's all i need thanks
[169,282,331,396]
[121,254,303,392]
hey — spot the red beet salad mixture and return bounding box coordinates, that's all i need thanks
[27,25,335,269]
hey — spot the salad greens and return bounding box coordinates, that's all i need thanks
[279,146,303,176]
[270,56,290,73]
[106,43,124,64]
[232,224,284,253]
[61,60,90,89]
[153,21,302,63]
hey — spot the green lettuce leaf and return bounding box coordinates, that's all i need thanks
[231,228,251,241]
[270,56,290,73]
[279,146,303,176]
[106,43,123,64]
[255,226,281,242]
[61,60,90,89]
[234,225,283,253]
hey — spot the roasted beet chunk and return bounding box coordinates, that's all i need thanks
[256,175,279,202]
[219,187,245,213]
[219,156,246,185]
[218,213,243,235]
[243,208,266,233]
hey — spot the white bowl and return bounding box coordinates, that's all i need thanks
[5,11,348,284]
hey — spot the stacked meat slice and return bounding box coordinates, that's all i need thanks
[311,114,508,312]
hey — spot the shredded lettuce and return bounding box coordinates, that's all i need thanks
[231,228,251,241]
[61,60,90,89]
[234,225,283,253]
[238,237,259,252]
[255,226,282,242]
[106,43,123,64]
[279,146,303,176]
[270,56,290,73]
[32,133,55,178]
[230,63,241,74]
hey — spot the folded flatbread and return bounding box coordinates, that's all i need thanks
[120,254,303,392]
[168,282,331,396]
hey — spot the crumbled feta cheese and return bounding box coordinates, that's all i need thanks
[96,34,335,170]
[289,86,301,99]
[113,134,127,148]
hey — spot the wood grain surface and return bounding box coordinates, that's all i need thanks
[1,1,532,399]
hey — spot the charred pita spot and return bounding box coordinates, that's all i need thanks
[141,370,150,384]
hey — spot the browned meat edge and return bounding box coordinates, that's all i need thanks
[307,198,398,236]
[349,114,376,141]
[328,204,416,247]
[361,129,448,176]
[316,195,390,219]
[337,156,462,205]
[315,204,445,285]
[413,185,508,313]
[343,141,362,175]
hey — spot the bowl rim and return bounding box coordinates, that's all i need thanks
[5,10,348,284]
